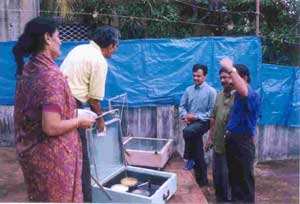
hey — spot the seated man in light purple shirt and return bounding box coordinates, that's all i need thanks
[179,64,216,187]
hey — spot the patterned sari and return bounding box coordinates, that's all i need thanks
[14,53,83,202]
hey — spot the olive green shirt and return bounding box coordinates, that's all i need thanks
[211,89,235,154]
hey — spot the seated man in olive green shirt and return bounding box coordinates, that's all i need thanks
[205,68,235,202]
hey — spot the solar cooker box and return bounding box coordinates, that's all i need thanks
[86,118,177,203]
[124,137,174,169]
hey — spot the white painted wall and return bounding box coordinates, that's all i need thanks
[0,0,39,42]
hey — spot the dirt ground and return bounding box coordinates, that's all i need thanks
[202,159,299,204]
[0,147,299,203]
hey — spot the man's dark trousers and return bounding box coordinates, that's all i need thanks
[76,100,92,203]
[213,151,231,202]
[183,120,210,184]
[225,132,255,203]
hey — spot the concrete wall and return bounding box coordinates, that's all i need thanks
[0,0,39,42]
[257,125,300,161]
[1,105,299,162]
[0,106,14,146]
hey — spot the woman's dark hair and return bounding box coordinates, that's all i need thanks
[13,17,58,76]
[92,25,121,48]
[192,64,208,76]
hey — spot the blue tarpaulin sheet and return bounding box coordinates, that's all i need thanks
[260,64,300,127]
[0,37,299,126]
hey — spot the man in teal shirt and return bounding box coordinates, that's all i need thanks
[179,64,216,186]
[205,68,235,202]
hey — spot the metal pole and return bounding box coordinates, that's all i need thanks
[256,0,260,36]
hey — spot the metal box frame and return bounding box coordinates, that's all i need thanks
[124,137,174,169]
[86,117,177,203]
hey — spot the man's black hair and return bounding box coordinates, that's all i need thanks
[234,64,251,83]
[192,64,208,76]
[219,67,229,75]
[92,25,121,48]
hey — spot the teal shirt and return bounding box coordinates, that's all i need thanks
[179,82,217,122]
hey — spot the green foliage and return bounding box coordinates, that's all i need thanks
[201,0,299,66]
[258,0,300,66]
[80,0,193,39]
[42,0,299,66]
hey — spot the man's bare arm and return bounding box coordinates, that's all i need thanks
[88,98,105,132]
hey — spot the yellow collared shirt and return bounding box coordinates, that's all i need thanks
[60,41,108,103]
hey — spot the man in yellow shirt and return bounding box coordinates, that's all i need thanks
[60,26,121,202]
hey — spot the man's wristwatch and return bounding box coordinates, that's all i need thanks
[228,67,237,74]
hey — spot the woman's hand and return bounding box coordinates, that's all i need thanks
[77,118,95,129]
[42,111,95,136]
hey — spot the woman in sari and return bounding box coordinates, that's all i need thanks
[13,17,95,202]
